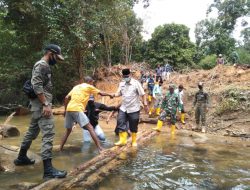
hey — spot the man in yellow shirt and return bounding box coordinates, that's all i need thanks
[59,76,113,152]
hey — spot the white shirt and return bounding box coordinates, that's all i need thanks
[175,89,184,105]
[116,78,145,113]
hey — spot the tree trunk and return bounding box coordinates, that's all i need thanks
[31,130,158,190]
[0,124,20,138]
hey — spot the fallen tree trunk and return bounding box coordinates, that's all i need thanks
[0,124,20,138]
[32,130,158,190]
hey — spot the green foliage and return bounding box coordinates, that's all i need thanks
[145,23,196,69]
[208,0,250,32]
[241,27,250,51]
[195,0,249,61]
[215,87,249,115]
[215,97,239,115]
[215,88,240,115]
[0,0,144,105]
[198,54,217,70]
[195,18,236,58]
[237,48,250,64]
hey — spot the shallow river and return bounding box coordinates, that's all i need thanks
[0,115,250,190]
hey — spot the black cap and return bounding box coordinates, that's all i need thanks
[179,84,184,89]
[122,68,130,75]
[44,44,64,60]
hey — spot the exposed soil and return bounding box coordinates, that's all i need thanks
[93,64,250,139]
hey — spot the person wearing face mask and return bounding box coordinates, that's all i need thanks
[112,68,148,147]
[14,44,67,179]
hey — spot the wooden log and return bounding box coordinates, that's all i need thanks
[31,130,158,190]
[0,124,20,137]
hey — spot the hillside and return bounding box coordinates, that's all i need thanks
[93,64,250,138]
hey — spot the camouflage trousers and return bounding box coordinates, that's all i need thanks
[159,108,177,125]
[20,110,55,160]
[195,103,207,126]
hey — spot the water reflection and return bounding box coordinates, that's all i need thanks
[0,116,250,190]
[97,132,250,190]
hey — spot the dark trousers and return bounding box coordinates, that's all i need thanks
[116,110,140,133]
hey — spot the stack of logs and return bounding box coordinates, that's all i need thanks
[32,130,158,190]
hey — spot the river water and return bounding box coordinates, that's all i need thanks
[0,115,250,190]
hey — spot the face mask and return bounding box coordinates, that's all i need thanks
[48,54,57,65]
[124,77,131,83]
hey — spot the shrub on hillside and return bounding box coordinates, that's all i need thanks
[198,54,217,70]
[237,48,250,65]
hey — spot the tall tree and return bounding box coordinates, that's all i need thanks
[146,23,195,69]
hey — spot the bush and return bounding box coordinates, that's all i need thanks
[215,97,239,115]
[215,88,249,115]
[237,48,250,65]
[198,54,217,70]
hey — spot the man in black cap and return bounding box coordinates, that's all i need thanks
[112,68,148,147]
[14,44,67,179]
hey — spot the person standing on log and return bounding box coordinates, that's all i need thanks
[14,44,67,179]
[153,84,179,135]
[112,68,148,147]
[60,76,113,151]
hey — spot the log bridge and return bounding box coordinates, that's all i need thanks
[32,130,158,190]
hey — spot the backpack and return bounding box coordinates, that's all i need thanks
[23,79,37,99]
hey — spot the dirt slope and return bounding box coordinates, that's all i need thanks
[94,64,250,138]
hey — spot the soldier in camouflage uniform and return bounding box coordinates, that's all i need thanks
[193,82,209,133]
[14,44,67,179]
[153,84,179,135]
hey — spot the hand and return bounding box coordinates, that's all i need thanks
[98,146,104,154]
[42,105,52,118]
[109,94,114,99]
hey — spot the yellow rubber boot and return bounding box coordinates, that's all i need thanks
[148,95,152,102]
[149,107,154,116]
[131,133,137,147]
[114,132,127,146]
[171,125,176,135]
[156,108,161,116]
[153,120,163,132]
[123,132,128,144]
[181,113,185,124]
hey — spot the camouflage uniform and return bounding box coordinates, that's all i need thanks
[193,89,209,127]
[159,91,179,124]
[20,60,54,160]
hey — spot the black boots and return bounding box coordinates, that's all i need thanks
[14,148,35,166]
[43,159,67,180]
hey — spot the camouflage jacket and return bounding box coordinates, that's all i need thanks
[161,91,179,112]
[30,59,53,111]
